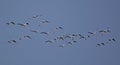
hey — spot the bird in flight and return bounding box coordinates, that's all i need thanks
[108,38,116,42]
[87,32,96,38]
[45,40,54,45]
[101,43,105,46]
[8,40,17,45]
[39,20,50,26]
[17,23,29,27]
[99,27,111,34]
[57,36,64,40]
[56,26,63,30]
[40,32,50,36]
[24,35,31,39]
[59,44,65,48]
[30,30,39,33]
[80,36,87,40]
[88,32,96,35]
[6,22,15,25]
[96,43,105,47]
[32,15,39,18]
[96,43,101,47]
[19,35,31,40]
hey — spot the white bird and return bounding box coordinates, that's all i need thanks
[17,23,29,27]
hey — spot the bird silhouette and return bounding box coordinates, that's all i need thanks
[6,22,15,25]
[32,15,39,18]
[57,36,64,40]
[40,32,50,36]
[96,44,101,47]
[112,38,116,42]
[108,38,116,42]
[80,36,87,40]
[19,35,31,40]
[67,42,73,45]
[101,43,105,46]
[39,20,50,26]
[45,40,54,44]
[17,23,29,27]
[88,32,96,35]
[56,26,63,30]
[59,44,65,48]
[8,40,17,45]
[30,30,39,33]
[99,27,111,34]
[24,35,31,39]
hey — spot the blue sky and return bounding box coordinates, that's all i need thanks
[0,0,120,65]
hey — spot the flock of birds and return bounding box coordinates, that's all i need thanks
[2,15,117,48]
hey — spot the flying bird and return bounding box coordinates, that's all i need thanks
[59,44,65,48]
[96,44,101,47]
[80,36,87,40]
[99,27,111,34]
[101,43,105,46]
[17,23,29,27]
[108,38,116,42]
[39,20,50,26]
[19,35,31,40]
[57,36,64,40]
[67,42,73,45]
[88,32,96,35]
[73,40,77,43]
[32,15,39,18]
[8,41,12,43]
[24,35,31,39]
[6,22,10,25]
[6,22,15,25]
[72,34,78,37]
[10,40,17,43]
[45,40,54,44]
[56,26,63,30]
[64,35,73,39]
[77,34,82,37]
[30,30,39,33]
[112,38,116,42]
[8,40,17,45]
[40,32,50,36]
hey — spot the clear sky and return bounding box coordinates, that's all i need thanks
[0,0,120,65]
